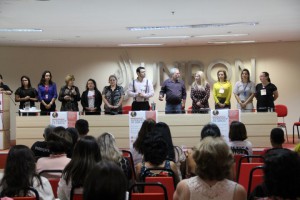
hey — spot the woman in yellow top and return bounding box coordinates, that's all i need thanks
[213,70,232,109]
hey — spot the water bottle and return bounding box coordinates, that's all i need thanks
[151,102,156,111]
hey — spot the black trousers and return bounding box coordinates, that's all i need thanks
[131,101,150,111]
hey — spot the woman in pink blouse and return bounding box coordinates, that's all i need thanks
[190,71,210,113]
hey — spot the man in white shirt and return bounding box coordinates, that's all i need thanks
[128,66,154,111]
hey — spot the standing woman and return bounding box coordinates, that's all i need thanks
[81,79,102,115]
[213,70,232,109]
[15,76,38,110]
[0,74,13,95]
[190,71,210,113]
[255,72,278,112]
[102,75,124,115]
[233,69,255,112]
[58,74,80,111]
[38,71,57,115]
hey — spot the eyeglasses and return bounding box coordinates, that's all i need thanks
[22,79,28,82]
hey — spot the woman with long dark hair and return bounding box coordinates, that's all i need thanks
[38,70,58,115]
[15,75,38,110]
[0,145,54,199]
[81,78,102,115]
[57,136,101,200]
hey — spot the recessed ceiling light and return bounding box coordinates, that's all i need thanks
[0,28,43,32]
[194,33,248,38]
[138,36,190,39]
[127,22,258,31]
[118,43,163,47]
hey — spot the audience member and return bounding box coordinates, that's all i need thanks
[229,121,253,155]
[213,70,232,109]
[186,123,221,177]
[97,132,132,180]
[132,118,156,166]
[57,136,101,200]
[66,127,79,156]
[75,119,89,139]
[0,145,54,200]
[136,132,180,185]
[261,127,285,157]
[58,74,81,111]
[83,160,128,200]
[36,126,72,177]
[31,125,55,160]
[249,148,300,199]
[173,137,246,200]
[154,122,186,179]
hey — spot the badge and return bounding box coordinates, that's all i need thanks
[260,89,267,96]
[219,88,224,94]
[45,94,48,99]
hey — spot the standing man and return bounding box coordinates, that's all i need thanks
[159,68,186,114]
[128,66,154,111]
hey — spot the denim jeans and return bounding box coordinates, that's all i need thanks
[165,103,182,114]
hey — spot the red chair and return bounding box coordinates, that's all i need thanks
[233,154,248,181]
[293,118,300,144]
[237,162,263,192]
[129,182,168,200]
[275,104,288,142]
[122,105,132,114]
[39,169,62,198]
[247,166,264,196]
[70,186,83,200]
[145,177,174,200]
[122,149,137,181]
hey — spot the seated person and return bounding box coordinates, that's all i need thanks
[36,126,72,177]
[75,119,89,139]
[229,121,253,155]
[173,137,246,200]
[135,132,180,186]
[249,148,300,199]
[83,160,128,200]
[31,125,55,160]
[261,127,285,156]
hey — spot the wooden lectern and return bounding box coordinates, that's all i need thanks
[0,93,10,149]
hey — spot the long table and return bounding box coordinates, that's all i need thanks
[16,112,277,148]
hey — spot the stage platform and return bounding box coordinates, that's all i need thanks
[16,112,278,148]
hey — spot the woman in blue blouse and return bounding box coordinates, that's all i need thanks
[38,70,58,115]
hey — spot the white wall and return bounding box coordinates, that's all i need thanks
[1,41,300,140]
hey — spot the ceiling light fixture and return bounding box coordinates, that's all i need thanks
[127,22,258,31]
[118,43,164,47]
[0,28,43,32]
[138,36,190,39]
[208,40,255,44]
[194,33,248,38]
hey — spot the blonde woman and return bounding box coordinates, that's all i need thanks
[97,132,132,180]
[213,70,232,109]
[190,71,210,113]
[58,74,80,111]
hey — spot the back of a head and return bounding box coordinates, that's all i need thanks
[97,132,121,162]
[1,145,38,196]
[63,136,101,186]
[75,119,89,137]
[201,123,221,140]
[143,131,168,165]
[264,148,300,199]
[47,126,73,154]
[270,128,285,146]
[154,122,175,161]
[83,160,127,200]
[229,121,247,141]
[43,124,55,141]
[193,136,234,181]
[66,127,79,146]
[133,118,156,153]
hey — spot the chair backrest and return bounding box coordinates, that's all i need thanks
[238,162,264,192]
[129,182,168,200]
[38,169,63,178]
[275,104,288,117]
[122,105,132,114]
[13,187,39,200]
[143,168,176,188]
[48,178,60,198]
[145,177,174,200]
[247,166,264,196]
[122,150,137,181]
[236,155,264,181]
[70,186,83,200]
[233,154,248,181]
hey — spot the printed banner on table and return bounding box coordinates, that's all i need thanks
[129,111,157,149]
[211,109,240,142]
[50,111,79,128]
[0,93,2,130]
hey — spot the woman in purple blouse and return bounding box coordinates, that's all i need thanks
[38,70,58,115]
